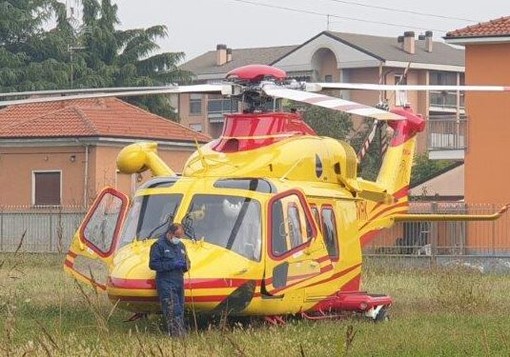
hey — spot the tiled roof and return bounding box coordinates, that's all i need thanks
[180,45,298,77]
[0,98,210,142]
[445,16,510,39]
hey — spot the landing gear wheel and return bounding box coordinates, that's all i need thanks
[374,307,389,323]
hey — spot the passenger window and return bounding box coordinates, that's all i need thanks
[271,193,314,257]
[321,207,339,260]
[311,205,321,232]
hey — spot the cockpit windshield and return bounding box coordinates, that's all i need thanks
[183,194,261,261]
[119,193,183,248]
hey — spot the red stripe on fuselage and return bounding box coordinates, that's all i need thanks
[393,185,410,200]
[305,263,361,289]
[108,277,259,290]
[360,201,409,231]
[264,263,334,294]
[109,292,262,304]
[360,230,382,246]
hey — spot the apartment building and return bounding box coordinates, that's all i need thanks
[179,30,466,159]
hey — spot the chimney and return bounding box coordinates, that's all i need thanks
[397,35,404,49]
[403,31,415,54]
[226,48,232,63]
[216,44,227,66]
[425,31,433,52]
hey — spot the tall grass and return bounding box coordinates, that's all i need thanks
[1,253,510,356]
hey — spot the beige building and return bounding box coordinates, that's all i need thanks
[179,30,466,158]
[0,98,209,207]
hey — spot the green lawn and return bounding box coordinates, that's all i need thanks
[1,253,510,356]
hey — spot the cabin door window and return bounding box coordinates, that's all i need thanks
[80,189,127,257]
[264,190,334,295]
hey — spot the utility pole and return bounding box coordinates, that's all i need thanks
[68,44,85,88]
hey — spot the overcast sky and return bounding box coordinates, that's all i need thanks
[106,0,509,62]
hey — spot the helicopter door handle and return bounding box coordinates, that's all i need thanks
[309,261,319,268]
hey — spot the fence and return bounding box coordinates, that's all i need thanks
[0,206,86,253]
[1,202,510,256]
[364,202,510,257]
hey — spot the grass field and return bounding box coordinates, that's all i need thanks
[1,253,510,356]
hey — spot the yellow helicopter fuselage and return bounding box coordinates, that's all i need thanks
[65,110,422,318]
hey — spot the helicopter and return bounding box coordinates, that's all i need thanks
[4,64,508,323]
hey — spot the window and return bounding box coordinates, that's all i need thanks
[429,71,458,86]
[394,74,408,106]
[429,71,464,109]
[189,94,202,115]
[207,94,239,122]
[184,194,262,261]
[33,171,61,206]
[119,193,183,248]
[83,192,124,254]
[270,193,314,257]
[189,123,203,132]
[310,205,321,231]
[324,74,333,82]
[321,207,339,260]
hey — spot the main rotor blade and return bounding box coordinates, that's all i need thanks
[311,83,510,92]
[263,86,404,121]
[0,86,171,98]
[0,84,224,107]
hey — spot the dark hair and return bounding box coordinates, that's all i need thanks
[167,223,181,234]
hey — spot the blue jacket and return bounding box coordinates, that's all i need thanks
[149,236,190,285]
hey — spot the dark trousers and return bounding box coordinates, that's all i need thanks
[158,281,185,337]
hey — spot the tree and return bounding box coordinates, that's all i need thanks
[0,0,71,91]
[410,153,455,186]
[0,0,190,119]
[73,0,192,118]
[349,119,389,181]
[301,105,353,140]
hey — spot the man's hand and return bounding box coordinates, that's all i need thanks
[175,259,187,271]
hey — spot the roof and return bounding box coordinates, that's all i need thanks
[323,31,464,66]
[0,98,210,142]
[180,31,464,78]
[445,16,510,39]
[410,163,464,198]
[180,45,298,77]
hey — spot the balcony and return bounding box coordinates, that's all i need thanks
[427,115,467,160]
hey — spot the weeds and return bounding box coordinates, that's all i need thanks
[1,254,510,356]
[433,266,491,313]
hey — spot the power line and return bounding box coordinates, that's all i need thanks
[319,0,478,23]
[229,0,453,34]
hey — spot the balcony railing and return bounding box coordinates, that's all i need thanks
[427,115,468,151]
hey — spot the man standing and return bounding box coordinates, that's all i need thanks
[149,223,190,337]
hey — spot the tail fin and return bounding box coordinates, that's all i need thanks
[376,106,425,197]
[358,107,425,246]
